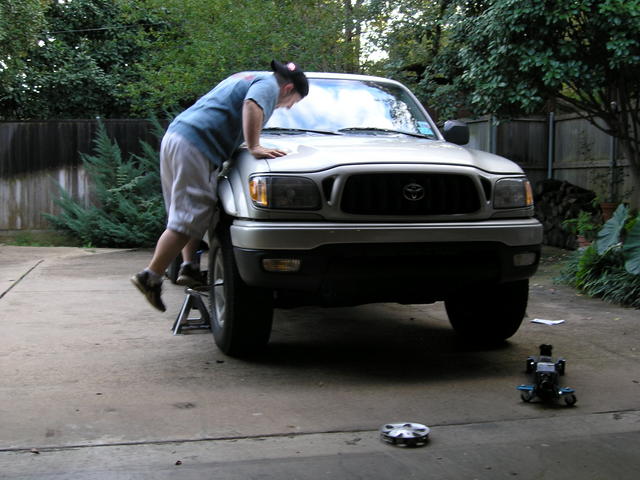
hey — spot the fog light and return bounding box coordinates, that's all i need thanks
[262,258,301,272]
[513,252,537,267]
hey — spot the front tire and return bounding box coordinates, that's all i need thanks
[445,280,529,344]
[209,223,273,357]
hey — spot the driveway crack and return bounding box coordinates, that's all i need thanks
[0,259,44,300]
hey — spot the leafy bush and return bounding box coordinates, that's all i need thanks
[46,121,166,247]
[561,210,601,242]
[557,205,640,308]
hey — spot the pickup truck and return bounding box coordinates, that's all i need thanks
[208,72,542,356]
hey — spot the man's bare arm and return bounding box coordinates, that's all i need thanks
[243,100,287,159]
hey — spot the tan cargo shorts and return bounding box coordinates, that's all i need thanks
[160,132,219,239]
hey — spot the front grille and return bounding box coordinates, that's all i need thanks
[340,173,480,215]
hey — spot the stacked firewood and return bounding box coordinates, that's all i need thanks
[534,179,601,249]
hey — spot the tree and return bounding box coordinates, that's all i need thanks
[2,0,372,119]
[454,0,640,194]
[365,0,490,121]
[0,0,48,108]
[0,0,162,119]
[0,0,47,63]
[128,0,369,115]
[343,0,366,73]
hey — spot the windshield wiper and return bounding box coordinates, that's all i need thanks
[337,127,431,139]
[263,127,340,135]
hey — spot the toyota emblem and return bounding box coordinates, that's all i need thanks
[403,183,425,201]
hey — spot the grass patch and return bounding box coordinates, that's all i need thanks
[0,230,83,247]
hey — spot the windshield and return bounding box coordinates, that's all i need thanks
[266,78,438,139]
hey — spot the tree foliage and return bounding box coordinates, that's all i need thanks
[453,0,640,188]
[0,0,48,112]
[366,0,489,121]
[0,0,47,63]
[0,0,163,119]
[127,0,369,114]
[0,0,371,119]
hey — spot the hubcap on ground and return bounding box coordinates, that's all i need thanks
[380,422,430,447]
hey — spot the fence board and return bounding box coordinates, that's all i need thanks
[496,118,547,168]
[0,119,160,178]
[0,165,90,230]
[554,115,611,164]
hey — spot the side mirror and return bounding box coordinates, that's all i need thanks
[442,120,469,145]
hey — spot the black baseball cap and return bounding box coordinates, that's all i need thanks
[271,60,309,97]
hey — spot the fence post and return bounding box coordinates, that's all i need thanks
[547,112,555,179]
[610,133,618,202]
[488,115,497,154]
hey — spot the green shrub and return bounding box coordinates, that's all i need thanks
[557,205,640,309]
[46,121,166,248]
[561,210,601,241]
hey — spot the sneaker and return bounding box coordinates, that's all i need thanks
[131,271,166,312]
[176,264,206,288]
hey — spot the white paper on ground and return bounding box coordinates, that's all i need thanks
[530,318,566,325]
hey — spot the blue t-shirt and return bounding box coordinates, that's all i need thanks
[167,72,279,167]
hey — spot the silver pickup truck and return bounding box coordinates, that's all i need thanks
[208,72,542,356]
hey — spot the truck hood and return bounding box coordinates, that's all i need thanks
[259,134,524,175]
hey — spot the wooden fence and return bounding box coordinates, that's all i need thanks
[465,114,638,207]
[1,120,160,230]
[0,115,638,231]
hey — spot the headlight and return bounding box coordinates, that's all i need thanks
[493,178,533,209]
[249,176,321,210]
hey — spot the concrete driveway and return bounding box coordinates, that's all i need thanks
[0,245,639,479]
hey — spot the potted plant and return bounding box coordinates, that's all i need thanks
[591,164,632,221]
[562,210,601,248]
[599,200,619,222]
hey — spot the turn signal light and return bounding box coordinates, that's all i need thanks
[513,252,537,267]
[249,177,269,207]
[524,180,534,206]
[262,258,301,272]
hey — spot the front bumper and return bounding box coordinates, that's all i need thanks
[230,218,543,250]
[230,219,542,306]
